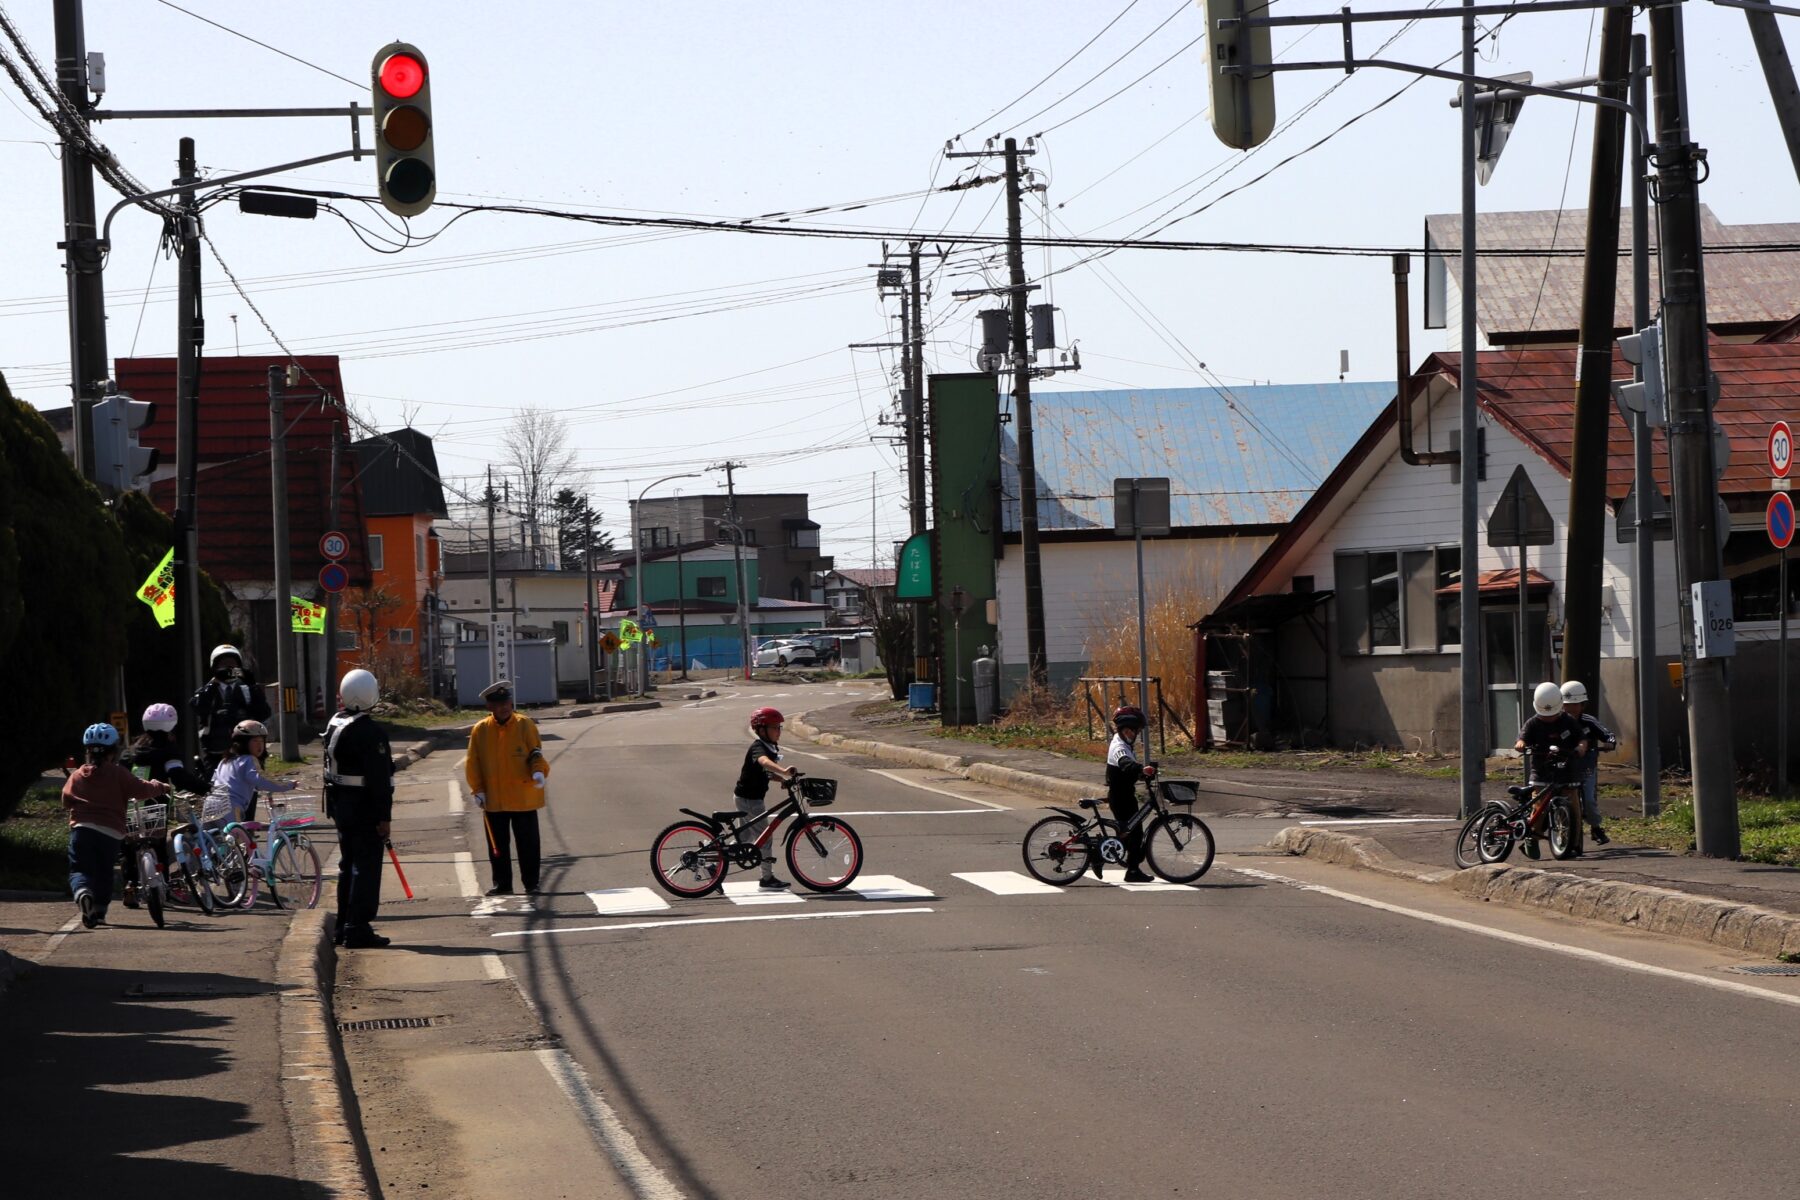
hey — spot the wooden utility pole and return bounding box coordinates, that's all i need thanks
[268,367,299,761]
[1003,137,1048,688]
[173,136,204,761]
[1744,6,1800,184]
[905,241,931,683]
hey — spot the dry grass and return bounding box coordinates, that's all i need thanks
[1077,580,1216,734]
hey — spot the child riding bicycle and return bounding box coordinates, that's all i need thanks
[1513,682,1588,860]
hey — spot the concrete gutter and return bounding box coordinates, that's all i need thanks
[1273,826,1800,959]
[791,714,1092,804]
[276,907,378,1198]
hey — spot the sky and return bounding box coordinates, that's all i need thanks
[2,1,1795,563]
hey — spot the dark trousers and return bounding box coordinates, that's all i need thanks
[1105,792,1146,869]
[334,821,386,937]
[485,810,541,891]
[68,827,121,906]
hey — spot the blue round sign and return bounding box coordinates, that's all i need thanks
[1770,493,1795,551]
[319,561,350,593]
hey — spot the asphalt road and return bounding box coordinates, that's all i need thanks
[424,682,1800,1200]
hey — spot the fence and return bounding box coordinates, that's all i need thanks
[1078,676,1195,756]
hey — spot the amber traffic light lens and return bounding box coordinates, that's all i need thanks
[383,105,430,151]
[378,53,426,99]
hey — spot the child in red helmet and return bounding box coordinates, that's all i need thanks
[1106,705,1157,883]
[735,707,798,889]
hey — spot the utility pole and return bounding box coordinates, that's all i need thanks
[1744,5,1800,184]
[1649,2,1738,857]
[1003,136,1048,688]
[1629,32,1660,819]
[325,417,342,705]
[1457,0,1484,821]
[906,240,930,684]
[675,506,690,681]
[1560,6,1634,731]
[583,499,598,701]
[486,466,500,687]
[173,136,204,762]
[268,367,299,762]
[718,461,752,677]
[54,0,108,481]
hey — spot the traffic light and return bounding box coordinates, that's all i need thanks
[1203,0,1275,150]
[371,42,435,217]
[1614,323,1667,428]
[90,393,159,493]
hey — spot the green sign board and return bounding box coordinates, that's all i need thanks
[895,531,933,601]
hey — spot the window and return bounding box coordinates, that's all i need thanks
[336,630,359,650]
[1335,546,1462,655]
[697,575,727,598]
[789,527,820,550]
[1726,529,1800,622]
[416,533,425,565]
[739,528,757,546]
[552,620,570,645]
[642,527,672,549]
[387,627,414,645]
[368,534,385,572]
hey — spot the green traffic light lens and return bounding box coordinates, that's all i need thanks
[383,105,430,151]
[385,158,434,205]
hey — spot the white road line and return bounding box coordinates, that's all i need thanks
[447,780,464,816]
[28,916,83,964]
[722,880,805,906]
[829,809,991,817]
[1099,874,1191,892]
[453,851,481,899]
[1295,817,1459,826]
[585,887,671,916]
[865,769,1011,811]
[848,874,936,902]
[493,908,935,938]
[533,1048,687,1200]
[480,952,509,981]
[1228,865,1800,1011]
[954,871,1063,896]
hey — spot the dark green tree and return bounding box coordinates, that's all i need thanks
[553,487,614,570]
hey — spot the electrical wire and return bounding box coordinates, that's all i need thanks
[953,0,1146,139]
[1001,0,1191,137]
[150,0,361,88]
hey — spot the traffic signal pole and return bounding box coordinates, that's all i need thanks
[174,136,204,762]
[1649,2,1738,857]
[54,0,108,482]
[268,368,300,762]
[1628,33,1660,818]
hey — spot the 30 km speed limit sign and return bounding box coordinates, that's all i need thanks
[1772,421,1793,480]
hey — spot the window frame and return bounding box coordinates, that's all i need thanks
[697,575,728,598]
[387,626,414,645]
[1334,544,1463,657]
[367,533,385,572]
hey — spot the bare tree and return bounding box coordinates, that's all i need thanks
[502,407,579,567]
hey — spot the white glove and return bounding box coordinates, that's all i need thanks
[472,791,486,808]
[531,772,546,788]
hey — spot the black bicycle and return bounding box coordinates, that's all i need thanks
[650,775,862,897]
[1021,777,1215,885]
[1452,756,1583,868]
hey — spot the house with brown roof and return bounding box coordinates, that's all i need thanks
[1197,340,1798,774]
[814,567,894,624]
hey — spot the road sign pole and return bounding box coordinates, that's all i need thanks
[1780,546,1790,799]
[268,367,300,761]
[1134,483,1150,716]
[1517,485,1528,729]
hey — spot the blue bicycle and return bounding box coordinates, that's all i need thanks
[167,792,249,914]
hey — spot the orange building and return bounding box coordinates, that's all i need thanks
[336,428,449,690]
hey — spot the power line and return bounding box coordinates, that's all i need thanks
[150,0,361,88]
[1002,0,1191,137]
[1035,30,1207,137]
[953,0,1146,139]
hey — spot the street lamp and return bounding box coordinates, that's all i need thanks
[634,472,701,693]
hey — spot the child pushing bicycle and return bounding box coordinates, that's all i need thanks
[1513,682,1588,860]
[1106,705,1158,884]
[735,707,799,890]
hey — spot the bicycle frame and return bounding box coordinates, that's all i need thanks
[1047,777,1173,842]
[684,781,819,862]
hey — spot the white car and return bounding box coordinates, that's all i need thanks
[753,639,818,669]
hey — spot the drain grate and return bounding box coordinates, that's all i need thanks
[337,1016,435,1032]
[1729,964,1800,976]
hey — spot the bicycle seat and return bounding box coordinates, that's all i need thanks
[1078,798,1106,810]
[1506,784,1534,801]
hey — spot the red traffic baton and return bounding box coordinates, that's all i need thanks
[385,839,414,899]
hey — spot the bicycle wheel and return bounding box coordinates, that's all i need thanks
[197,842,248,912]
[186,865,215,915]
[270,836,324,909]
[1475,809,1515,864]
[785,817,862,892]
[1547,798,1579,860]
[138,847,166,928]
[225,826,260,908]
[650,821,727,897]
[1454,805,1503,869]
[1021,814,1091,885]
[1144,812,1215,883]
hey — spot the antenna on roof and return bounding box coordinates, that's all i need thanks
[1339,350,1350,380]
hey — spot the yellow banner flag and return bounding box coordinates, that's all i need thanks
[137,548,176,629]
[290,597,327,635]
[619,618,642,646]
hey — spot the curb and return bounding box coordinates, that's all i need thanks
[275,907,378,1199]
[1273,826,1800,959]
[792,713,1092,804]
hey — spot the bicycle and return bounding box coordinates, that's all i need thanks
[222,793,324,910]
[121,800,170,928]
[1453,758,1583,867]
[166,791,250,914]
[649,775,862,897]
[1021,777,1215,886]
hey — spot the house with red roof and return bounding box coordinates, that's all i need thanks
[1196,339,1798,774]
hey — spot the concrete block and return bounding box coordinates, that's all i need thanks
[1777,921,1800,962]
[1518,872,1566,911]
[1713,906,1761,951]
[1676,899,1735,944]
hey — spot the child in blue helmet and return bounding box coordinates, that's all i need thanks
[62,722,170,928]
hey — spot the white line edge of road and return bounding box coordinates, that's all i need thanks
[447,779,464,816]
[1295,817,1460,826]
[864,768,1012,811]
[533,1047,687,1200]
[453,851,481,900]
[829,809,992,816]
[1228,865,1800,1011]
[28,916,82,965]
[492,907,936,939]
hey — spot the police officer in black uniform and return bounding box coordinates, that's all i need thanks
[191,643,273,768]
[324,668,394,948]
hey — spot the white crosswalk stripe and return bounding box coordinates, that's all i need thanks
[722,880,805,905]
[953,871,1064,895]
[585,887,670,916]
[847,874,936,902]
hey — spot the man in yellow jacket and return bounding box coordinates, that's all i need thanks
[466,681,550,896]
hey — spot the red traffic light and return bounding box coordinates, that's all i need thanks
[378,52,426,99]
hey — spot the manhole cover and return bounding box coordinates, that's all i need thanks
[337,1016,436,1032]
[1729,964,1800,976]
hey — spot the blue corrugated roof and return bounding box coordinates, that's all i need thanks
[998,383,1393,532]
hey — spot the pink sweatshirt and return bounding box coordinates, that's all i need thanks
[62,761,168,838]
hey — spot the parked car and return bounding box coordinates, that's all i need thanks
[753,639,818,669]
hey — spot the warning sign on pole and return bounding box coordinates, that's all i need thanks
[136,547,176,629]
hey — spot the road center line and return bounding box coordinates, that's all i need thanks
[865,769,1011,811]
[492,907,935,938]
[1228,865,1800,1010]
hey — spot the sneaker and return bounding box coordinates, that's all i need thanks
[122,883,140,909]
[76,888,97,929]
[1521,839,1541,860]
[341,930,391,949]
[1123,869,1155,883]
[758,877,791,890]
[485,885,514,897]
[1591,826,1610,845]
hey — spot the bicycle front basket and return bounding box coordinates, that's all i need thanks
[799,777,838,806]
[1157,779,1200,806]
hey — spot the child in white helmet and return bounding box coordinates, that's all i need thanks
[1560,680,1616,845]
[1512,682,1588,859]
